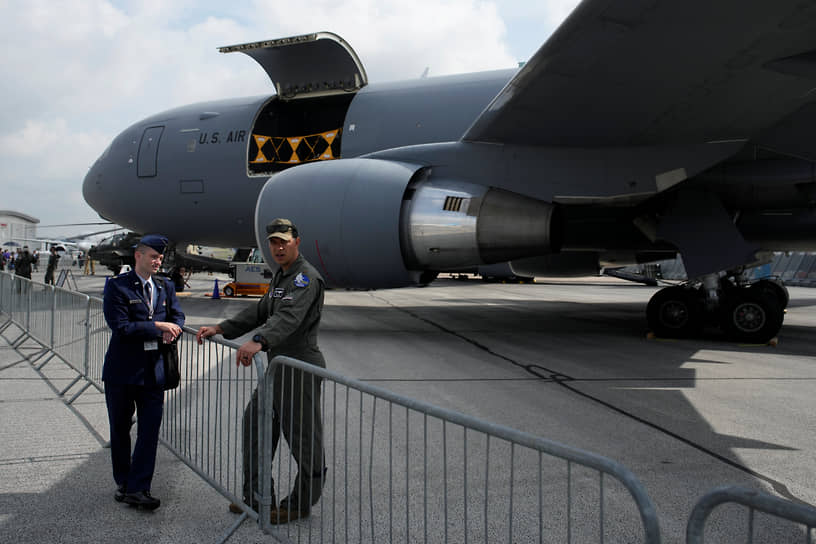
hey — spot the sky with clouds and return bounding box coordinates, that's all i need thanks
[0,0,579,237]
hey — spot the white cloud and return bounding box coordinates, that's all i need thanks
[0,118,111,225]
[13,0,129,42]
[0,118,107,176]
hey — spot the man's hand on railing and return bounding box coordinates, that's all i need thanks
[156,321,182,340]
[236,341,262,367]
[196,325,222,344]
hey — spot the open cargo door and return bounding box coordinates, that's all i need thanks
[219,32,368,99]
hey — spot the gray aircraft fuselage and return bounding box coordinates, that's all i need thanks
[82,62,816,285]
[83,69,513,250]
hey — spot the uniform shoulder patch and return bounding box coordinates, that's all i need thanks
[293,272,310,288]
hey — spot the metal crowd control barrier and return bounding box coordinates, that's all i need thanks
[0,274,110,401]
[0,272,266,543]
[0,271,668,542]
[687,486,816,544]
[256,355,662,543]
[161,326,265,540]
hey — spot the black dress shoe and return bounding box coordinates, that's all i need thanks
[123,490,161,510]
[114,485,126,502]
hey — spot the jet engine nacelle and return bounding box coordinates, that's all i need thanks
[255,158,562,288]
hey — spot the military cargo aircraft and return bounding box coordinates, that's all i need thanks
[83,2,816,343]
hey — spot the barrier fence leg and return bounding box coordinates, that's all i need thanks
[49,285,56,349]
[82,300,91,380]
[258,360,275,533]
[26,278,31,332]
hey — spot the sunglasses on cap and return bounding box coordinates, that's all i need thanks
[266,224,299,237]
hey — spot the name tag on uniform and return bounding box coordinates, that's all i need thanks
[129,299,142,304]
[144,340,158,351]
[272,288,285,298]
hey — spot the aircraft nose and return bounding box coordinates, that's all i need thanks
[82,143,117,221]
[82,155,103,210]
[83,126,142,224]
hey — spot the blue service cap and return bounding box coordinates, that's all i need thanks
[137,234,169,254]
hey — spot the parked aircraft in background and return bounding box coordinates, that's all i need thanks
[87,232,234,275]
[87,231,142,274]
[174,246,234,274]
[83,1,816,343]
[20,225,125,253]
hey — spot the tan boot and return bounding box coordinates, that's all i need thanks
[270,507,308,524]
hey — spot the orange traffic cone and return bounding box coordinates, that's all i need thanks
[211,278,221,299]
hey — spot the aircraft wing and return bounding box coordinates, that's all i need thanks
[16,237,78,248]
[463,1,816,152]
[17,227,126,251]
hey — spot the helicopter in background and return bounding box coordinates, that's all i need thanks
[88,231,236,276]
[87,231,142,275]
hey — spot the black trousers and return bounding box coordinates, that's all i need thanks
[243,364,325,513]
[105,383,164,493]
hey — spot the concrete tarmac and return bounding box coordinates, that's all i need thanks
[2,268,815,543]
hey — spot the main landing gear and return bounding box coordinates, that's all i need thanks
[646,275,788,343]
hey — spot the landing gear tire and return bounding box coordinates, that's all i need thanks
[223,285,235,297]
[750,278,789,311]
[646,286,703,338]
[720,290,783,344]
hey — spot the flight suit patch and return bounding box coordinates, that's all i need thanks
[294,273,309,288]
[272,288,285,298]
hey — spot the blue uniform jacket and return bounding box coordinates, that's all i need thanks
[102,270,185,385]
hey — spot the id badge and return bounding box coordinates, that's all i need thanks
[144,340,159,351]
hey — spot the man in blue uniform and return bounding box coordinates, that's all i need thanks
[102,235,185,510]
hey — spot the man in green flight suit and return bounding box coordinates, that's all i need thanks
[196,218,326,524]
